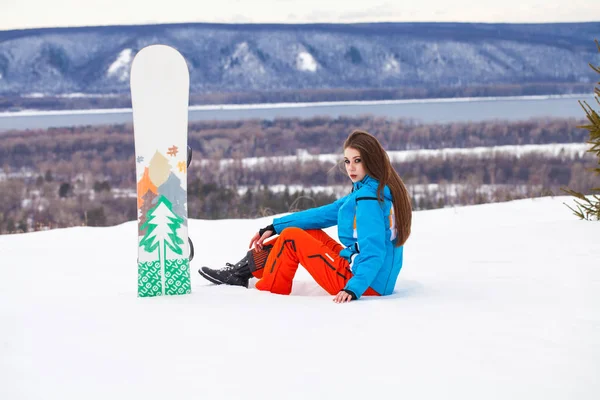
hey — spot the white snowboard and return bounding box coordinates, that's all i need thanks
[130,45,191,297]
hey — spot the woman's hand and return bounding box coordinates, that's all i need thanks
[249,229,273,250]
[333,291,353,303]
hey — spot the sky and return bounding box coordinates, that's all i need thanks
[2,0,600,31]
[1,196,599,399]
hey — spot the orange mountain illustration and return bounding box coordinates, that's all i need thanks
[137,167,158,209]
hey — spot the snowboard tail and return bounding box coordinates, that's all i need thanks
[131,45,192,297]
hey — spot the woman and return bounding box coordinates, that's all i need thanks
[198,130,412,303]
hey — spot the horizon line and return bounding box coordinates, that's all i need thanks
[2,19,599,34]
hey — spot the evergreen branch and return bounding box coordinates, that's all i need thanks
[563,39,600,220]
[561,189,600,220]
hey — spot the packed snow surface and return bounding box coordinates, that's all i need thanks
[1,196,599,399]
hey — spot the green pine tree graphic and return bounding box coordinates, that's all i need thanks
[139,196,185,295]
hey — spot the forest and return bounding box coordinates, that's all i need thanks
[0,115,596,234]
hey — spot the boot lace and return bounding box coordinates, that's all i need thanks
[223,262,237,271]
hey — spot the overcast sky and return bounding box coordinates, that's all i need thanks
[2,0,599,31]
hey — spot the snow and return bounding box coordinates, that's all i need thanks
[383,56,400,73]
[56,93,121,98]
[296,51,318,72]
[208,143,592,169]
[22,92,46,98]
[20,93,122,99]
[220,41,267,80]
[107,49,133,82]
[235,182,552,203]
[236,183,350,197]
[229,42,250,66]
[384,142,592,161]
[1,196,599,399]
[0,168,35,181]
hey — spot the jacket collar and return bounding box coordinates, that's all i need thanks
[352,175,378,192]
[351,175,393,201]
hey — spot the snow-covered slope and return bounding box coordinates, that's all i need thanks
[0,196,599,399]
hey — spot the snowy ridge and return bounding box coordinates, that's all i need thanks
[383,56,400,74]
[1,196,598,399]
[106,49,133,82]
[0,22,597,96]
[296,51,318,72]
[222,41,267,79]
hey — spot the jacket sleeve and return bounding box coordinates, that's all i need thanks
[343,196,386,299]
[272,195,347,233]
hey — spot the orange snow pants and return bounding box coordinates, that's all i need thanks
[252,227,380,296]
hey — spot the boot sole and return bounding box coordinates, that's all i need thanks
[197,268,225,285]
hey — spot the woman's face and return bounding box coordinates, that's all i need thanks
[344,147,366,183]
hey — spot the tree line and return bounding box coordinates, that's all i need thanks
[196,152,596,191]
[0,82,590,111]
[0,149,595,234]
[0,116,588,171]
[0,115,596,234]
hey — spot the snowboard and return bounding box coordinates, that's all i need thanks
[131,45,192,297]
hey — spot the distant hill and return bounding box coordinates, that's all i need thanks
[0,22,599,102]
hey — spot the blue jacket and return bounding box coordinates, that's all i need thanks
[272,175,404,299]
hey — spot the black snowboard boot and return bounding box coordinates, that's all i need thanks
[198,244,273,288]
[198,256,252,288]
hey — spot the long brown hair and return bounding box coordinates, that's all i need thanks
[344,130,412,246]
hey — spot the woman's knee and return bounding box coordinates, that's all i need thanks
[279,227,303,238]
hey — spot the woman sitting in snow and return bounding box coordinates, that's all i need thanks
[198,130,412,303]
